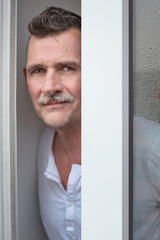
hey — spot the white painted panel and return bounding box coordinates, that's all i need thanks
[122,0,129,239]
[0,1,3,240]
[82,1,122,239]
[0,0,17,239]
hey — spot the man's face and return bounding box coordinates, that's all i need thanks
[24,29,81,129]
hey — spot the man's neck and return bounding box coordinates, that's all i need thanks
[54,122,81,164]
[52,122,81,190]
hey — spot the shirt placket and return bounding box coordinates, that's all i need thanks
[66,184,76,240]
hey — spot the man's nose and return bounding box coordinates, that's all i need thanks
[41,70,63,94]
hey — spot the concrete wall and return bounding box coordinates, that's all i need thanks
[17,1,80,239]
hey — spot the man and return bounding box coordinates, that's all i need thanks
[24,7,81,240]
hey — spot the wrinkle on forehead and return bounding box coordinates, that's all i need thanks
[27,29,81,52]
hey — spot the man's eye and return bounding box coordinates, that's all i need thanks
[32,69,45,74]
[62,66,74,72]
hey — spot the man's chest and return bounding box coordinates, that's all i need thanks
[38,164,81,240]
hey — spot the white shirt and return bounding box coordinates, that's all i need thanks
[37,127,81,240]
[133,116,160,240]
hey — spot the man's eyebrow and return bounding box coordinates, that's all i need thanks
[55,61,81,69]
[26,61,81,74]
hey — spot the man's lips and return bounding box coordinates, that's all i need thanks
[42,101,69,107]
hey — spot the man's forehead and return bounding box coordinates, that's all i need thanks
[28,29,81,47]
[26,30,81,64]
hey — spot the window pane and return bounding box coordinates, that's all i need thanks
[133,0,160,239]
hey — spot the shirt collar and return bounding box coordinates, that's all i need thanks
[44,130,81,188]
[43,130,62,185]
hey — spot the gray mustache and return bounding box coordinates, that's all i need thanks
[37,93,74,105]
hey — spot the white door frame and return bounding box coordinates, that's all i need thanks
[0,0,17,239]
[0,0,129,239]
[82,0,129,239]
[123,0,130,239]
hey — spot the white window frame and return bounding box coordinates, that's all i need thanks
[82,0,129,239]
[123,0,130,239]
[0,0,129,239]
[0,0,17,239]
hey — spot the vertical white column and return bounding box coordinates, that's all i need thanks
[82,1,123,239]
[0,1,2,239]
[1,0,12,238]
[0,0,17,239]
[122,0,129,239]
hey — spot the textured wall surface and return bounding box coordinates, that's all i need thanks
[133,0,160,122]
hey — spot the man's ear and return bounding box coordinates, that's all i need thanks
[23,67,29,91]
[23,67,27,79]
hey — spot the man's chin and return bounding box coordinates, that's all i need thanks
[39,115,71,129]
[45,122,68,129]
[36,109,80,129]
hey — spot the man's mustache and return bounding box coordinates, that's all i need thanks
[37,92,75,105]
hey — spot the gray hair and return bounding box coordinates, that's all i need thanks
[28,6,81,37]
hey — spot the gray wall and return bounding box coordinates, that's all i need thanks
[17,1,80,239]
